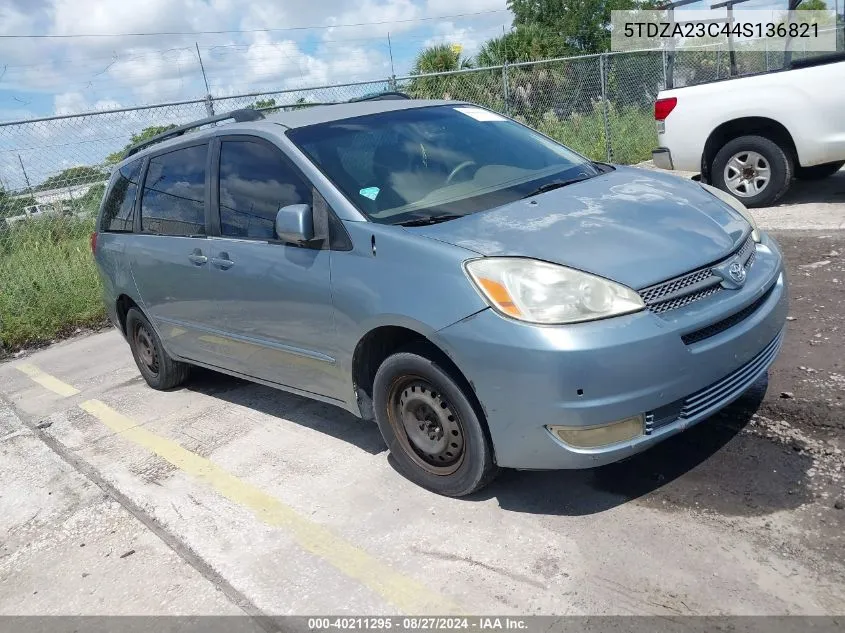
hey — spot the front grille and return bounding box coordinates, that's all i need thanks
[679,330,784,419]
[681,283,775,345]
[638,236,756,316]
[644,330,784,433]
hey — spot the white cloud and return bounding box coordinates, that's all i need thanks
[0,0,513,190]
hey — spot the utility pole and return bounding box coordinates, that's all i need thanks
[387,32,396,89]
[17,154,32,195]
[196,42,214,116]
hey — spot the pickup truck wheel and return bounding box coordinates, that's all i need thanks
[711,135,793,208]
[795,160,844,181]
[373,350,498,497]
[126,308,190,390]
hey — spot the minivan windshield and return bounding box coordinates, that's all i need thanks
[286,105,601,225]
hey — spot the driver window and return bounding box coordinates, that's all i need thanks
[218,140,310,239]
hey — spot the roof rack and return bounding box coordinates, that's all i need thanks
[124,108,265,158]
[347,91,411,103]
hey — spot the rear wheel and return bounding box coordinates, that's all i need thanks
[373,350,498,497]
[711,135,793,208]
[126,308,190,390]
[795,160,844,181]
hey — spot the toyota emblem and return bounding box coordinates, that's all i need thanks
[728,261,746,285]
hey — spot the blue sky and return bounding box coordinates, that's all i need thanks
[0,0,514,122]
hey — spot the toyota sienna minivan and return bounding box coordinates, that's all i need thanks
[92,94,788,496]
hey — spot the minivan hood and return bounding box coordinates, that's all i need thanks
[409,167,749,290]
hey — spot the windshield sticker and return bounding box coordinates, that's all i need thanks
[453,106,506,122]
[359,186,380,200]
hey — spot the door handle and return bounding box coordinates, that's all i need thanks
[188,249,207,265]
[211,252,234,270]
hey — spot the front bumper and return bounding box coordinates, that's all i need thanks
[436,235,788,469]
[652,147,674,170]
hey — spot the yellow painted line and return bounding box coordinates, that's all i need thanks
[16,363,80,397]
[79,398,461,615]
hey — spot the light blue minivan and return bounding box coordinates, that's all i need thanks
[93,95,788,496]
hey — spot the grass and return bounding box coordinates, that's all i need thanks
[0,216,106,352]
[518,103,656,165]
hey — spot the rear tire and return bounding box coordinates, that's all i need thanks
[126,308,190,390]
[711,135,793,208]
[795,160,844,181]
[373,350,498,497]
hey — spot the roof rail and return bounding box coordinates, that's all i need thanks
[347,91,411,103]
[124,108,265,158]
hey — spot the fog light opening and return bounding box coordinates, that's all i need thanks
[548,415,644,449]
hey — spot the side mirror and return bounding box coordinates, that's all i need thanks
[275,204,314,244]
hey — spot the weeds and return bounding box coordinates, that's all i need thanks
[0,216,105,351]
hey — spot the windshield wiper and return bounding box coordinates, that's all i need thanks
[395,214,465,227]
[522,174,594,199]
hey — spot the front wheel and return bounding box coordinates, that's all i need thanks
[795,160,844,181]
[711,135,793,208]
[373,350,498,497]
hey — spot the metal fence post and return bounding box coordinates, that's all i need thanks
[501,62,510,115]
[599,54,612,163]
[204,94,215,116]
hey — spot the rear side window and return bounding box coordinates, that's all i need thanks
[101,159,142,232]
[140,144,208,236]
[218,140,310,239]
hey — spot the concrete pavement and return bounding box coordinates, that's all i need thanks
[2,324,843,616]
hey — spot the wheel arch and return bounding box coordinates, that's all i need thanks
[115,294,141,336]
[350,324,490,440]
[701,117,798,183]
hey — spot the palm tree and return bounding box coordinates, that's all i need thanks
[412,44,473,74]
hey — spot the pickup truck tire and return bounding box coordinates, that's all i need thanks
[711,135,793,208]
[126,308,191,390]
[795,160,845,181]
[373,349,498,497]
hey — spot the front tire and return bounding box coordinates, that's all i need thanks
[373,350,498,497]
[711,135,793,208]
[795,160,844,181]
[126,308,190,390]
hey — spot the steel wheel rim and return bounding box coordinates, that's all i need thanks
[724,150,771,198]
[134,323,159,376]
[387,376,465,476]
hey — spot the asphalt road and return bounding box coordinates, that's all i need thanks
[1,227,844,619]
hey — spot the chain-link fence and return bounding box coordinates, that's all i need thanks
[0,38,842,350]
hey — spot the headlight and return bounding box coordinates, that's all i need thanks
[700,182,761,243]
[464,258,645,325]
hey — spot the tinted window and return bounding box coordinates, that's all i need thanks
[140,144,207,236]
[287,105,598,225]
[101,159,142,232]
[218,140,310,239]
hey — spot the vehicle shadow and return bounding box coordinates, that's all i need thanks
[777,169,845,205]
[187,368,813,518]
[471,377,815,517]
[184,367,387,456]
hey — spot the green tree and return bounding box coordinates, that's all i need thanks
[37,166,107,191]
[476,24,573,65]
[247,97,281,113]
[105,124,178,164]
[412,44,473,74]
[507,0,656,54]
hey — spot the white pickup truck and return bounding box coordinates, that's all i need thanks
[652,52,845,207]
